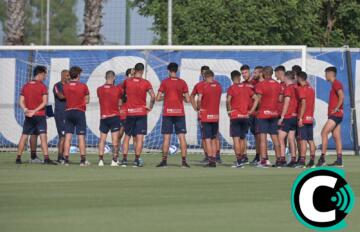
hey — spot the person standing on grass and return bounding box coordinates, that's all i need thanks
[227,70,259,168]
[156,62,191,168]
[196,70,222,167]
[63,66,90,166]
[121,63,155,167]
[16,66,57,165]
[296,71,316,168]
[317,66,344,167]
[97,70,123,167]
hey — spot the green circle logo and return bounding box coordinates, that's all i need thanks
[291,167,355,230]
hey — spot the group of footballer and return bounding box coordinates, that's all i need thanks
[15,61,344,168]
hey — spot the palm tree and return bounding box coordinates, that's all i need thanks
[82,0,104,45]
[5,0,26,45]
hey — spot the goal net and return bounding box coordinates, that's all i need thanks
[0,45,307,153]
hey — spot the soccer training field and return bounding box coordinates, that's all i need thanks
[0,153,359,232]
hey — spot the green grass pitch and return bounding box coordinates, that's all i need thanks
[0,152,359,232]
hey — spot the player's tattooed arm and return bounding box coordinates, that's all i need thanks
[333,89,344,113]
[148,89,156,111]
[249,94,260,115]
[298,98,306,127]
[156,91,164,101]
[226,94,232,116]
[183,93,190,103]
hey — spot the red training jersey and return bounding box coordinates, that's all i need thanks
[298,84,315,124]
[328,79,344,117]
[158,77,189,116]
[123,77,152,116]
[255,79,282,119]
[20,80,48,116]
[278,81,286,115]
[198,81,222,122]
[191,80,207,119]
[63,81,89,112]
[97,84,123,119]
[282,84,299,119]
[227,83,254,119]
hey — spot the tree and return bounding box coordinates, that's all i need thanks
[81,0,104,45]
[131,0,360,47]
[4,0,26,45]
[0,0,80,45]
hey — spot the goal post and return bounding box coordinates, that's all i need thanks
[0,45,309,154]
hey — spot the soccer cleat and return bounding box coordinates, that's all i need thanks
[306,160,316,168]
[98,160,104,167]
[215,155,222,164]
[265,159,272,166]
[250,157,259,165]
[316,158,326,167]
[110,160,119,167]
[294,162,306,168]
[133,159,143,167]
[80,160,91,167]
[43,159,58,165]
[156,160,167,168]
[30,156,43,164]
[286,161,297,168]
[119,159,127,167]
[181,162,190,168]
[203,162,216,168]
[15,159,22,164]
[272,160,284,168]
[56,158,65,165]
[241,156,249,165]
[255,163,269,168]
[231,160,245,168]
[328,160,344,168]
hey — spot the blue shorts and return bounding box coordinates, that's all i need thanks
[65,110,87,135]
[230,118,249,139]
[125,116,147,136]
[100,116,121,134]
[248,115,257,135]
[22,116,47,135]
[161,116,187,134]
[256,118,278,135]
[329,116,343,127]
[297,124,314,141]
[120,119,126,128]
[279,117,298,133]
[54,113,66,137]
[201,122,219,139]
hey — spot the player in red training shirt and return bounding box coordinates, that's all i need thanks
[156,62,190,168]
[97,70,123,167]
[227,70,259,168]
[296,71,316,168]
[240,64,252,162]
[63,66,90,166]
[15,66,56,165]
[254,66,282,167]
[277,71,298,168]
[317,66,344,167]
[121,63,155,167]
[196,70,222,167]
[191,65,222,163]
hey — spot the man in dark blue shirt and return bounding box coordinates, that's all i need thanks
[53,69,70,163]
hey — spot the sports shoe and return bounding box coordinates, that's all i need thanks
[294,162,306,168]
[110,160,119,167]
[241,156,249,165]
[266,159,272,166]
[30,156,43,164]
[203,162,216,168]
[255,163,269,168]
[43,159,58,165]
[156,160,167,168]
[316,158,326,167]
[287,161,297,168]
[181,162,190,168]
[80,160,91,167]
[98,160,104,167]
[328,159,343,168]
[56,158,65,165]
[119,159,127,167]
[231,160,245,168]
[272,160,284,168]
[306,160,315,168]
[133,159,143,167]
[250,155,260,165]
[15,159,22,164]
